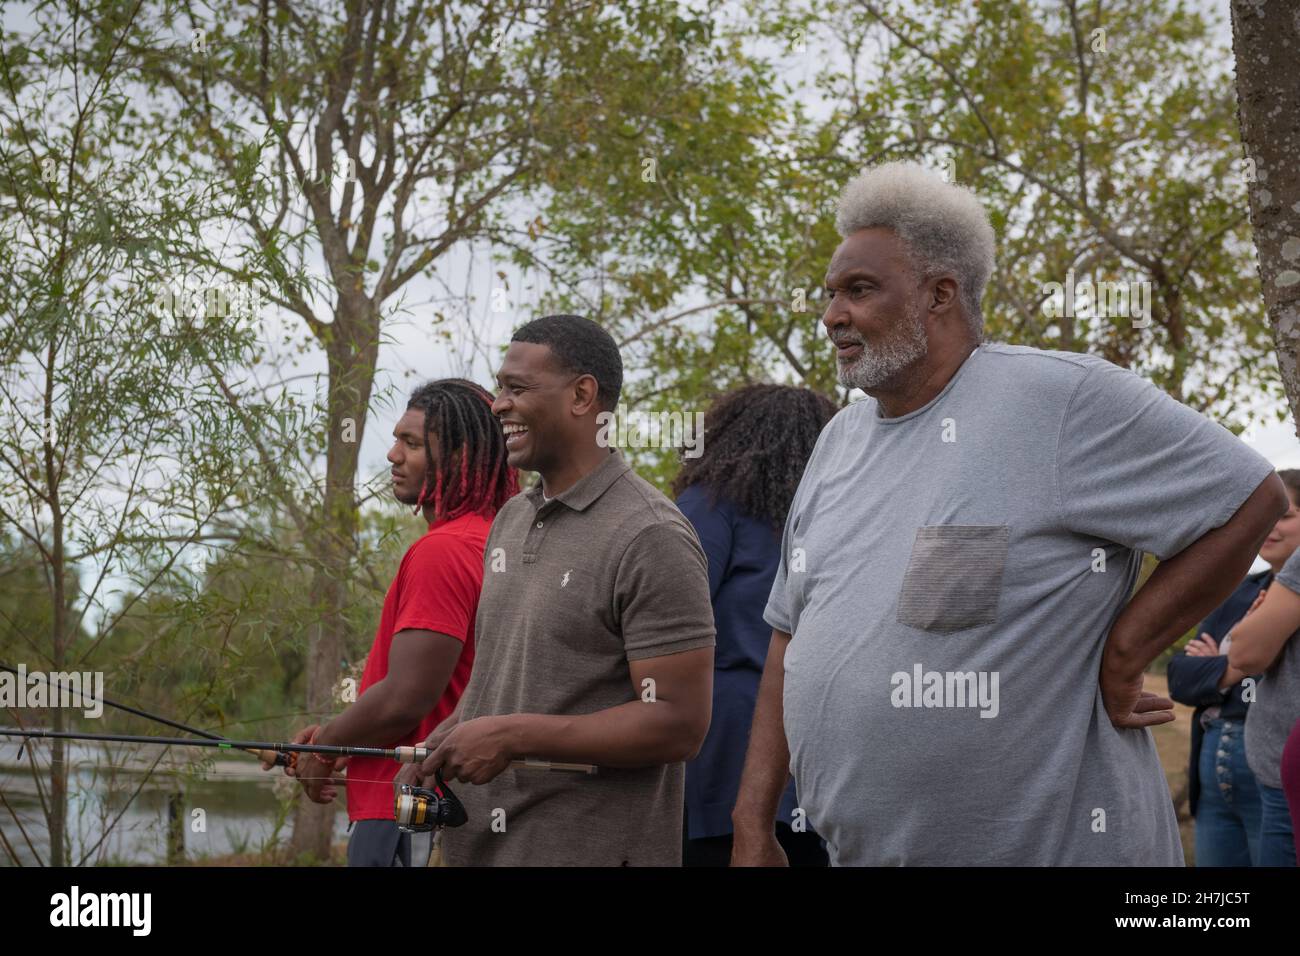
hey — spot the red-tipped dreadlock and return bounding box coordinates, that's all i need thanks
[407,378,519,521]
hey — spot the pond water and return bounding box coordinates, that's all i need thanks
[0,741,351,866]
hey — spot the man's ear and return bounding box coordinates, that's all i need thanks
[929,275,960,314]
[570,373,601,418]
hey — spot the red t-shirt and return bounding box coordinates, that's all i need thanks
[345,511,491,821]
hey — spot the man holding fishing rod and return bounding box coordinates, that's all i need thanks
[266,378,518,867]
[400,315,717,866]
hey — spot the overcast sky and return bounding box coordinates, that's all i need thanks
[8,0,1295,612]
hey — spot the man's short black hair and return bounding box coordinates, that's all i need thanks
[511,314,623,410]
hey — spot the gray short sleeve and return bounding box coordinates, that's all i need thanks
[762,408,841,635]
[763,512,796,634]
[1057,361,1274,560]
[1276,548,1300,594]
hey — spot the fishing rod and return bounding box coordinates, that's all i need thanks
[0,727,433,764]
[1,665,599,778]
[3,727,472,831]
[1,727,596,832]
[0,726,599,775]
[0,663,291,768]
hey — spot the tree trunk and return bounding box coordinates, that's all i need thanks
[49,707,66,867]
[49,579,67,866]
[290,547,347,861]
[46,339,68,867]
[166,790,185,864]
[1165,285,1187,406]
[288,297,379,862]
[1231,0,1300,431]
[50,570,66,866]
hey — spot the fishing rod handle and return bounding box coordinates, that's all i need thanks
[253,749,290,768]
[393,746,430,764]
[513,758,599,774]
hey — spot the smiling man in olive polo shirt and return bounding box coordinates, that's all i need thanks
[417,313,716,866]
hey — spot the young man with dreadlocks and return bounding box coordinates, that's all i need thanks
[269,378,518,866]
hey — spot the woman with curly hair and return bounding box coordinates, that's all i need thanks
[672,383,838,867]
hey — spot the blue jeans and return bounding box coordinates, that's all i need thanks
[1195,719,1261,866]
[1257,784,1297,867]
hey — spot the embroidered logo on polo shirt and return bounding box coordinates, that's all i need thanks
[560,570,572,588]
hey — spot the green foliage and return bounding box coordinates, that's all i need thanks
[502,3,845,491]
[0,2,299,863]
[822,0,1272,420]
[516,0,1276,498]
[102,504,423,741]
[2,0,1288,863]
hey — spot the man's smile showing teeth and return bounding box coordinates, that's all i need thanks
[502,422,529,446]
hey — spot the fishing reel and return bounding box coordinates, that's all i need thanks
[395,770,468,832]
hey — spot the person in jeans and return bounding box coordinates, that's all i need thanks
[1168,468,1300,865]
[672,384,838,867]
[1227,472,1300,866]
[1168,574,1269,866]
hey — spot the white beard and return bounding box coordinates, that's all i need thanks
[836,306,929,391]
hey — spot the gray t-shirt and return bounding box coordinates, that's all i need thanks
[765,343,1273,865]
[1245,549,1300,788]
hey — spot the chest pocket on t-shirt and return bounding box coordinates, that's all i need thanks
[896,525,1009,634]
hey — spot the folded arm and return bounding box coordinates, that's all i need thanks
[1228,583,1300,673]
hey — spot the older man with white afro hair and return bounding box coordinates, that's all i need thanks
[729,160,1287,867]
[820,161,996,393]
[835,161,995,328]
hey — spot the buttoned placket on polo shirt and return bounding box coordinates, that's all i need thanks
[520,452,629,566]
[524,500,558,565]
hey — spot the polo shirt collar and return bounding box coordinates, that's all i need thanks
[527,449,630,513]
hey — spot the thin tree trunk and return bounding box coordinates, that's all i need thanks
[1165,287,1187,406]
[1231,0,1300,432]
[44,335,68,867]
[166,790,185,864]
[290,544,348,861]
[289,298,379,861]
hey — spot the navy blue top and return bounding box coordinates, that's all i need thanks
[1166,569,1270,817]
[676,483,802,839]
